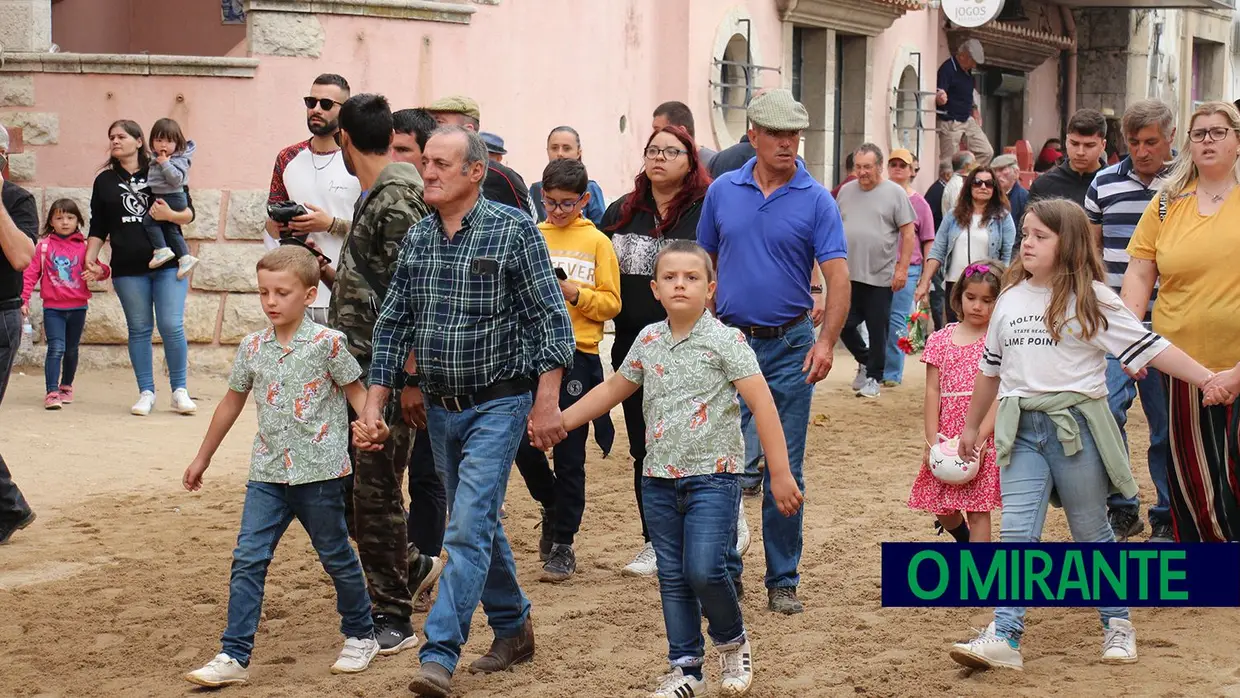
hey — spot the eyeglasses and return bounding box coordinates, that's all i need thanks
[542,193,586,213]
[644,146,685,161]
[304,96,343,111]
[972,179,995,189]
[1188,127,1237,143]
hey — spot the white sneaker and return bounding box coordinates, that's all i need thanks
[1101,618,1138,664]
[719,639,753,696]
[331,636,380,674]
[131,390,156,416]
[172,388,197,415]
[185,653,248,687]
[857,378,881,399]
[650,666,707,698]
[177,255,200,280]
[149,247,175,268]
[949,622,1023,670]
[622,541,658,577]
[736,502,751,557]
[850,366,867,392]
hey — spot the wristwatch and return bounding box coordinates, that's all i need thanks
[404,373,421,388]
[810,285,824,294]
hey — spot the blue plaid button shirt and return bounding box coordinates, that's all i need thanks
[369,195,575,396]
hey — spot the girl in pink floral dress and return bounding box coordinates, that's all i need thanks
[908,263,1003,542]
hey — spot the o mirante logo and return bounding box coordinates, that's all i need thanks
[941,0,1005,28]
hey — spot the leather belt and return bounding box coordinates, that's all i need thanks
[425,377,533,413]
[731,312,809,340]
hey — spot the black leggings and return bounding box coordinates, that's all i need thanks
[612,332,650,543]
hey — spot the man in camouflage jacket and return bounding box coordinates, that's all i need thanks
[326,94,441,655]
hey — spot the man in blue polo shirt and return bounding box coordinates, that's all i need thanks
[697,88,850,615]
[936,39,993,170]
[1084,98,1176,544]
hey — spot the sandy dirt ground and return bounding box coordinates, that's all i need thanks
[3,357,1240,698]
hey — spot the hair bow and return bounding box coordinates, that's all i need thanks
[964,263,990,277]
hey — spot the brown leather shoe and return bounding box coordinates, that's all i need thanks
[466,617,534,674]
[408,661,452,697]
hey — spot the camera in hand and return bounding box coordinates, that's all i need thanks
[554,267,568,281]
[267,201,309,225]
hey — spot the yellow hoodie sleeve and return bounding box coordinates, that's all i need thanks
[573,234,622,323]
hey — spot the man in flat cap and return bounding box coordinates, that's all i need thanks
[936,38,993,169]
[697,88,850,615]
[427,96,533,218]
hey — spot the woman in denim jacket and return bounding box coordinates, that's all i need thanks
[914,166,1015,322]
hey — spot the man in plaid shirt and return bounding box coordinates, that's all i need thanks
[359,126,573,698]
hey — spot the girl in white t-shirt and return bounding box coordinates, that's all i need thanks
[948,199,1216,672]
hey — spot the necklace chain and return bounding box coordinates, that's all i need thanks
[1199,180,1236,203]
[311,149,338,172]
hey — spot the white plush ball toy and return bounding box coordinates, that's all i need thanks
[929,435,979,485]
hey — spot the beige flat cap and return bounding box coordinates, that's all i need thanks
[746,89,810,131]
[426,95,481,120]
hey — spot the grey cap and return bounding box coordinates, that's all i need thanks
[746,89,810,131]
[960,38,985,64]
[0,124,8,153]
[991,154,1019,170]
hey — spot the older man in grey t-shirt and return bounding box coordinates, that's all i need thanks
[834,143,915,399]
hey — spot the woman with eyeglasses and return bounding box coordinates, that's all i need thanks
[602,124,712,577]
[1123,101,1240,541]
[914,166,1015,322]
[529,126,607,226]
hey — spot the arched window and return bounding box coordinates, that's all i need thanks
[720,34,753,140]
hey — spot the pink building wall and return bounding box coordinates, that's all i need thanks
[52,0,245,57]
[871,9,945,193]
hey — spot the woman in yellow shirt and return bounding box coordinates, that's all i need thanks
[1124,101,1240,542]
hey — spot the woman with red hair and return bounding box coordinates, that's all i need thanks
[602,125,713,577]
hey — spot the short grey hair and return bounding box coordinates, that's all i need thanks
[431,125,488,189]
[1122,99,1174,141]
[0,124,8,153]
[990,154,1019,172]
[853,142,884,166]
[951,151,976,172]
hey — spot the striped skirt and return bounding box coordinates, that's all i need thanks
[1167,376,1240,542]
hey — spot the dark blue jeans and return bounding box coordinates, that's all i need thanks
[42,307,86,393]
[221,478,373,666]
[420,393,533,674]
[643,474,746,669]
[1104,356,1172,526]
[142,190,189,257]
[736,318,814,589]
[0,307,31,525]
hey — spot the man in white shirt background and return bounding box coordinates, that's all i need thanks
[264,73,362,324]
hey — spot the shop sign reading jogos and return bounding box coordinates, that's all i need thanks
[941,0,1005,28]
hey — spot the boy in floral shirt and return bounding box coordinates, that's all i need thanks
[181,246,388,688]
[559,240,803,698]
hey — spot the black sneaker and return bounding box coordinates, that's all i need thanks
[537,506,553,562]
[407,545,444,603]
[1108,509,1144,542]
[0,510,35,545]
[767,586,804,615]
[373,613,418,655]
[1148,521,1175,543]
[539,544,575,583]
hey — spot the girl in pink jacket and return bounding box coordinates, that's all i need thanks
[21,199,109,409]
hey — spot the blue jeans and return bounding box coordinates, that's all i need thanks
[993,410,1128,641]
[883,263,922,384]
[1104,357,1172,526]
[736,318,813,589]
[221,478,373,666]
[42,307,86,393]
[112,268,189,393]
[643,474,745,668]
[142,190,190,257]
[420,393,533,674]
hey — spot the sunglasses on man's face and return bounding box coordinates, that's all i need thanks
[304,96,343,111]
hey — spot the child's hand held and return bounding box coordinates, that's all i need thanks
[770,472,804,517]
[959,427,979,464]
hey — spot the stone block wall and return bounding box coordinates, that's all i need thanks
[15,188,274,378]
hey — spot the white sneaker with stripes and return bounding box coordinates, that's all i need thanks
[719,639,753,695]
[650,666,706,698]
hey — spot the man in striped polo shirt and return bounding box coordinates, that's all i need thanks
[1083,99,1175,543]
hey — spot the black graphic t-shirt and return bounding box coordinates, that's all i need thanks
[981,280,1169,399]
[89,165,194,277]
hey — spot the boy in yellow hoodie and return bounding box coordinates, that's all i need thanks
[514,158,621,583]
